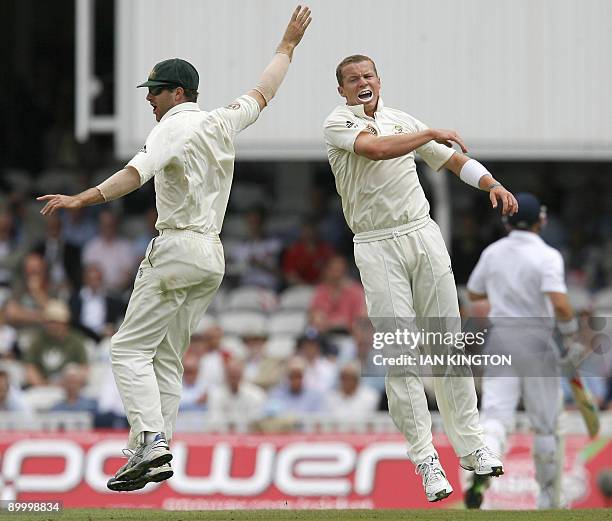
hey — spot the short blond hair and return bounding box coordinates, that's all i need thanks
[336,55,378,86]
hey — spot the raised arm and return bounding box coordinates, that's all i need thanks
[38,166,141,216]
[247,5,312,111]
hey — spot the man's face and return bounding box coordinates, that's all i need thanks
[288,369,304,394]
[146,86,180,122]
[337,61,381,112]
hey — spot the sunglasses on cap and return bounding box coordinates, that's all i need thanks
[148,85,179,96]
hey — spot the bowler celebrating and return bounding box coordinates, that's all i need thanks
[38,5,311,492]
[324,55,517,502]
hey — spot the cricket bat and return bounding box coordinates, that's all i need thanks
[568,375,600,438]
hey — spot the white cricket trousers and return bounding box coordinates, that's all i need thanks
[111,229,224,448]
[354,217,484,464]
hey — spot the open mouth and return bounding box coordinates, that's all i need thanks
[358,90,373,102]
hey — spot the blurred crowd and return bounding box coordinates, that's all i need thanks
[0,178,611,431]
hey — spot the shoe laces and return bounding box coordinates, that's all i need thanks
[416,457,445,484]
[122,445,145,459]
[475,446,496,464]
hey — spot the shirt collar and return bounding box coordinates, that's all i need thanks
[346,97,384,119]
[508,230,543,243]
[160,102,200,123]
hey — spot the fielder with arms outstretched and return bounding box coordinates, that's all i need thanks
[323,55,517,502]
[38,5,311,492]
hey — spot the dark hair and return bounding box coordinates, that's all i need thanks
[336,55,378,86]
[182,88,199,102]
[155,85,198,102]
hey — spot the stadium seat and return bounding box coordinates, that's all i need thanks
[218,311,268,337]
[82,362,110,398]
[22,386,65,411]
[265,335,297,358]
[207,288,228,315]
[225,286,278,313]
[278,285,315,311]
[268,311,308,337]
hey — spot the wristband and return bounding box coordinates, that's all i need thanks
[459,159,491,190]
[558,317,579,336]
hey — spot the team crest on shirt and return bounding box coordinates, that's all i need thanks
[226,101,241,110]
[365,124,378,136]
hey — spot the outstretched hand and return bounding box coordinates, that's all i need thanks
[37,194,81,216]
[277,5,312,58]
[431,129,468,153]
[489,186,519,216]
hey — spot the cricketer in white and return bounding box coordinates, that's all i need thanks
[324,55,518,502]
[37,5,312,492]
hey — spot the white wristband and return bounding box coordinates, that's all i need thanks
[558,317,579,336]
[459,159,491,190]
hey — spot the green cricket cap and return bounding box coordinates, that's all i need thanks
[137,58,199,90]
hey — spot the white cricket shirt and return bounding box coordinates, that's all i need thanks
[467,230,567,318]
[128,96,260,235]
[323,99,455,234]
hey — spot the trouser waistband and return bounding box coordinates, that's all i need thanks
[159,228,221,243]
[353,216,431,243]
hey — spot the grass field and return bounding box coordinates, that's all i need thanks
[3,509,611,521]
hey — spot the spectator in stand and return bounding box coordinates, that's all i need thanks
[24,299,88,386]
[190,316,228,392]
[33,213,82,291]
[309,255,367,334]
[230,206,283,291]
[295,329,337,393]
[132,207,158,263]
[282,219,335,285]
[69,263,125,342]
[241,315,285,390]
[0,369,31,414]
[0,306,19,360]
[82,210,137,295]
[0,211,25,289]
[50,363,97,413]
[208,358,266,422]
[179,350,208,412]
[266,356,325,416]
[325,361,379,419]
[5,253,56,328]
[61,207,98,248]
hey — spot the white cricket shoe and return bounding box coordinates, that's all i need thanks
[460,446,504,477]
[109,433,173,486]
[416,455,453,502]
[107,463,173,492]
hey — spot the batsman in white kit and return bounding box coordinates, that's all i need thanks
[466,192,584,509]
[324,55,519,502]
[37,6,311,492]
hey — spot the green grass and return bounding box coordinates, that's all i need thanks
[3,509,611,521]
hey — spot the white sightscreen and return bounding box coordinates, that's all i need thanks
[115,0,612,160]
